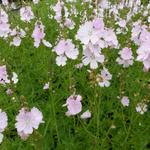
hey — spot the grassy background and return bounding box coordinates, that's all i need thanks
[0,0,150,149]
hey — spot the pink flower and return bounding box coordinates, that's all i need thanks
[82,42,105,69]
[121,96,129,107]
[136,102,148,115]
[2,0,8,6]
[10,27,26,47]
[0,109,8,133]
[32,21,45,47]
[15,107,43,139]
[97,68,112,87]
[54,39,79,66]
[103,29,118,48]
[116,47,133,68]
[137,42,150,70]
[76,21,102,45]
[43,82,50,90]
[63,95,82,116]
[80,110,91,119]
[93,18,104,30]
[53,1,64,23]
[20,6,34,22]
[32,21,51,48]
[0,65,10,84]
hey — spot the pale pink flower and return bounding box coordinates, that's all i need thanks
[2,0,8,6]
[121,96,129,107]
[76,21,102,45]
[10,27,26,47]
[82,42,105,69]
[0,65,10,84]
[63,95,82,116]
[0,109,8,133]
[97,68,112,87]
[15,107,43,138]
[43,82,49,90]
[93,18,104,30]
[54,39,79,66]
[18,131,29,140]
[116,47,133,68]
[136,102,148,115]
[80,110,91,119]
[137,42,150,70]
[32,21,51,48]
[20,6,34,22]
[103,29,118,48]
[0,23,10,38]
[116,19,126,28]
[53,1,64,23]
[32,21,45,47]
[64,18,75,29]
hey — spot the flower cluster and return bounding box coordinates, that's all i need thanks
[76,18,118,69]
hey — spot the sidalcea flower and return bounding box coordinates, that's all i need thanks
[63,95,82,116]
[137,42,150,71]
[20,6,34,22]
[116,47,134,68]
[121,96,129,107]
[0,109,8,133]
[136,102,148,115]
[0,109,8,144]
[53,1,64,23]
[10,27,26,47]
[82,42,105,69]
[0,65,10,84]
[0,9,10,38]
[76,20,104,45]
[15,107,44,140]
[96,67,112,87]
[32,21,51,48]
[54,39,79,66]
[2,0,8,6]
[43,82,50,90]
[80,110,91,119]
